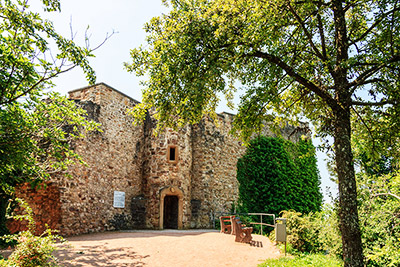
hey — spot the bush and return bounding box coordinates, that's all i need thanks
[236,136,322,216]
[1,198,64,267]
[278,210,321,254]
[273,206,341,256]
[311,205,342,257]
[270,172,400,266]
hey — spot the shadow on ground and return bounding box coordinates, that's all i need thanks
[250,240,263,247]
[63,229,219,243]
[55,244,150,267]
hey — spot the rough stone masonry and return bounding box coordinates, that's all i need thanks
[10,83,310,236]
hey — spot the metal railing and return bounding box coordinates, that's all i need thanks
[213,212,287,256]
[247,213,275,236]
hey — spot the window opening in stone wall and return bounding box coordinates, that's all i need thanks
[167,145,178,164]
[170,147,176,161]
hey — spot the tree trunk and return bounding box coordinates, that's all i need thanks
[333,107,364,266]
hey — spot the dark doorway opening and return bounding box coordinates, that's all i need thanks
[163,195,179,229]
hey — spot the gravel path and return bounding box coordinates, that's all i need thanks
[54,230,281,267]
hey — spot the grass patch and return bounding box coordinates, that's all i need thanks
[258,254,343,267]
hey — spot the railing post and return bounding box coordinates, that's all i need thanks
[261,214,263,236]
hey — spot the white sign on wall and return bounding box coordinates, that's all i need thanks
[113,191,125,208]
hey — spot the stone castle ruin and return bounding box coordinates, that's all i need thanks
[11,83,310,236]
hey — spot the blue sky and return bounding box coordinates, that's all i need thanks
[32,0,337,203]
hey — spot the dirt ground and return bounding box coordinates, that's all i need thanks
[52,230,281,267]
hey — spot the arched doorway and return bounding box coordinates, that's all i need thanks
[159,186,183,229]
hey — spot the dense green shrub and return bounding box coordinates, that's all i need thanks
[276,207,342,255]
[279,210,321,253]
[236,136,322,216]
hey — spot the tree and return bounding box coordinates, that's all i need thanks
[0,93,98,193]
[0,0,97,105]
[125,0,400,265]
[0,0,103,238]
[0,92,99,239]
[237,136,322,216]
[0,0,106,188]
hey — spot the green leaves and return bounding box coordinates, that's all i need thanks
[236,136,322,216]
[0,0,96,105]
[3,198,65,266]
[128,2,400,263]
[357,172,400,266]
[0,93,100,193]
[0,0,101,192]
[127,0,400,146]
[0,0,102,241]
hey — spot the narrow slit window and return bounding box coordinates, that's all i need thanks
[169,147,176,161]
[167,145,178,164]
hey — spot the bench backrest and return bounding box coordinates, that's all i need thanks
[233,217,244,231]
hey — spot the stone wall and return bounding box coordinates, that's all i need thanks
[54,83,144,235]
[11,83,311,235]
[189,114,310,228]
[190,113,246,228]
[142,114,193,229]
[7,182,61,235]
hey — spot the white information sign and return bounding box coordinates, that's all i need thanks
[113,191,125,208]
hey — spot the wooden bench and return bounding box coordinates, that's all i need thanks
[219,216,232,234]
[232,216,253,243]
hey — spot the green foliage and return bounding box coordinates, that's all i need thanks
[259,254,343,267]
[0,92,99,192]
[127,0,400,264]
[312,207,342,258]
[0,0,99,190]
[279,211,320,254]
[126,0,400,145]
[280,182,400,267]
[357,172,400,267]
[0,0,96,106]
[236,136,322,216]
[0,198,64,267]
[278,208,341,256]
[0,92,99,238]
[0,195,14,248]
[0,0,102,239]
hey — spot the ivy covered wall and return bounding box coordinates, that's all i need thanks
[237,136,322,215]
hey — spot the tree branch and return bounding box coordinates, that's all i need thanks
[351,106,376,151]
[373,192,400,202]
[245,50,338,109]
[349,78,384,88]
[287,2,326,61]
[351,100,394,106]
[317,13,327,60]
[349,6,400,46]
[0,64,76,106]
[348,55,400,93]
